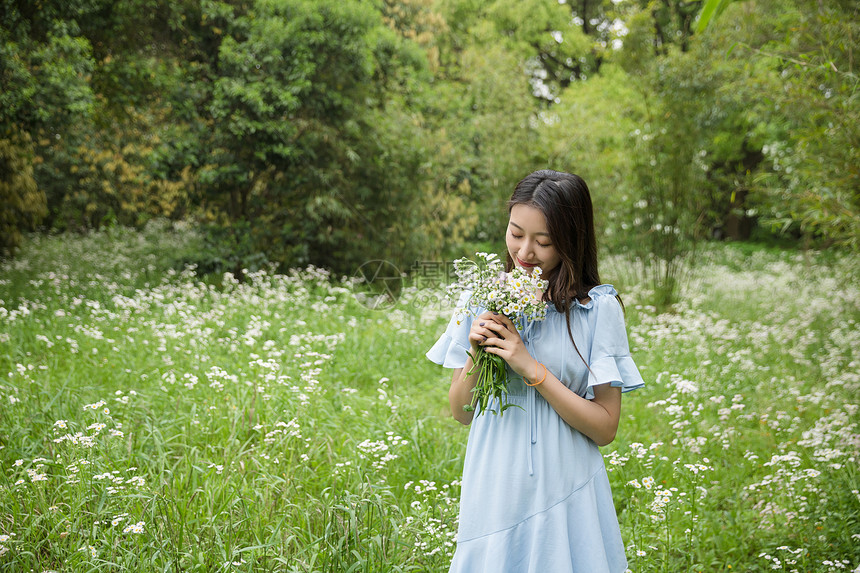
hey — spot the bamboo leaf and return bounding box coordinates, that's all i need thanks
[695,0,737,33]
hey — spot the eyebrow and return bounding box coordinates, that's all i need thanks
[509,221,550,237]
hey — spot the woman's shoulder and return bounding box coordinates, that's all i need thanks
[573,284,619,310]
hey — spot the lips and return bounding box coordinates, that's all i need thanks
[517,258,538,268]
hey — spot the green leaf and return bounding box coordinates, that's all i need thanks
[695,0,736,33]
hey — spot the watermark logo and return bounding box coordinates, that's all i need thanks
[352,260,403,310]
[351,259,460,310]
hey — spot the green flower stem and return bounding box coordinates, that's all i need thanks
[464,347,521,416]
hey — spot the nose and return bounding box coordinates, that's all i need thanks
[519,240,536,261]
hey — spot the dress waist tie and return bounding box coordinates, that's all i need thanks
[528,386,537,476]
[522,316,538,477]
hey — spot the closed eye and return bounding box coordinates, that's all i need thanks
[511,231,551,248]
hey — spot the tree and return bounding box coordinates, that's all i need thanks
[0,132,45,256]
[191,0,434,274]
[0,16,96,244]
[693,0,859,247]
[749,0,859,247]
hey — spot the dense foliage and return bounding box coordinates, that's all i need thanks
[1,0,857,271]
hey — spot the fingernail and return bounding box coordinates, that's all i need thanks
[492,312,498,315]
[479,322,485,326]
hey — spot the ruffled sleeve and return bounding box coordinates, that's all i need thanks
[426,291,476,369]
[584,285,645,399]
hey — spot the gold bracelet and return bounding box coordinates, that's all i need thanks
[525,362,547,387]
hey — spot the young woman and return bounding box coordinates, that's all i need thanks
[426,169,644,572]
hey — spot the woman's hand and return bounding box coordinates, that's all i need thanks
[475,313,538,381]
[449,311,509,425]
[466,311,505,355]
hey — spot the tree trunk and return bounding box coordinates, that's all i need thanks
[724,188,752,240]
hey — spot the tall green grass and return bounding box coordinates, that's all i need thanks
[0,224,858,572]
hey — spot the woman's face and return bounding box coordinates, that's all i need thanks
[506,204,561,276]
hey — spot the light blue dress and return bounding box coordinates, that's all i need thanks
[426,284,644,573]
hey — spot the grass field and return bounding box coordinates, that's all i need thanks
[1,224,858,572]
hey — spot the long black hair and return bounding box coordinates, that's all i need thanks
[506,169,605,367]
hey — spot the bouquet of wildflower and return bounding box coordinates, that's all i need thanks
[447,252,548,415]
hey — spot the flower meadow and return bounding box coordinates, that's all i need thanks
[1,224,858,572]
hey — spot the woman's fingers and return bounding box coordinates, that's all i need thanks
[469,322,495,346]
[483,319,521,342]
[470,314,521,350]
[479,324,507,345]
[490,313,517,330]
[476,311,512,331]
